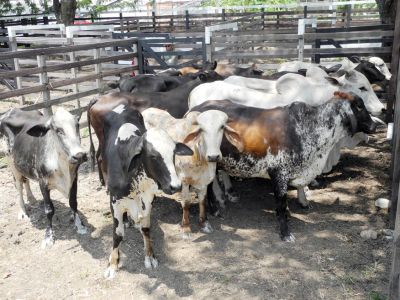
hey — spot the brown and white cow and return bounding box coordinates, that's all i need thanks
[142,108,241,237]
[190,93,376,242]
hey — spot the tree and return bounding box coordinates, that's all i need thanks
[53,0,77,25]
[375,0,397,24]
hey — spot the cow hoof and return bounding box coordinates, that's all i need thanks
[226,192,240,203]
[76,224,88,235]
[181,232,192,240]
[27,195,37,203]
[144,255,158,269]
[299,202,313,210]
[17,210,30,221]
[201,221,213,233]
[41,236,55,249]
[282,233,296,243]
[104,267,117,280]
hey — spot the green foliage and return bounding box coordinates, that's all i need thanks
[202,0,297,8]
[0,0,13,16]
[368,291,387,300]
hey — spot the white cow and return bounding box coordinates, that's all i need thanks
[142,108,241,237]
[189,71,384,116]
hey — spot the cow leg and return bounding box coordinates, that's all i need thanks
[16,176,29,220]
[97,150,105,186]
[104,198,124,279]
[212,177,226,209]
[206,182,221,217]
[198,188,213,233]
[39,181,55,248]
[219,170,239,203]
[297,187,312,209]
[141,227,158,269]
[24,179,36,203]
[180,185,192,239]
[69,175,87,235]
[270,171,295,243]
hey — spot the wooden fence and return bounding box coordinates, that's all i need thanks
[208,24,393,66]
[0,5,381,33]
[0,38,138,119]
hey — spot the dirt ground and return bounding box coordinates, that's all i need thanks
[0,126,392,300]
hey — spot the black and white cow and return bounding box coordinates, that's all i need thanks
[0,108,87,248]
[102,105,193,279]
[191,93,376,242]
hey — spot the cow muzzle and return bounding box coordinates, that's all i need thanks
[207,154,221,163]
[70,152,87,164]
[162,184,182,195]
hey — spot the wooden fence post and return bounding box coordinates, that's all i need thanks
[94,48,103,95]
[298,19,305,61]
[185,10,190,31]
[345,4,352,28]
[137,40,144,74]
[152,11,156,32]
[261,8,265,30]
[37,54,52,116]
[276,13,280,29]
[66,27,81,110]
[119,12,124,33]
[8,28,24,105]
[222,9,226,22]
[304,6,308,19]
[389,0,400,229]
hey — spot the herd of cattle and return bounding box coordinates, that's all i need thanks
[0,56,390,279]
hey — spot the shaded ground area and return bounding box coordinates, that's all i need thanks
[0,128,392,299]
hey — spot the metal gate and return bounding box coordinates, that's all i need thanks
[137,36,207,74]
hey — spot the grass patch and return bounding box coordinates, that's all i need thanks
[81,127,90,138]
[368,291,387,300]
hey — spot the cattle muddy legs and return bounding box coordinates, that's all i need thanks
[270,171,295,243]
[39,181,55,248]
[69,176,87,235]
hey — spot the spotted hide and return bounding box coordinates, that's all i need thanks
[0,108,87,248]
[190,94,376,242]
[102,105,193,279]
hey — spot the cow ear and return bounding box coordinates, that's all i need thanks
[175,142,193,156]
[127,136,144,172]
[224,125,244,152]
[26,121,51,137]
[350,56,361,63]
[183,127,201,144]
[212,61,217,70]
[325,76,341,86]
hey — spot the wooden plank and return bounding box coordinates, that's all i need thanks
[0,66,137,100]
[21,88,101,111]
[0,52,137,78]
[0,39,137,60]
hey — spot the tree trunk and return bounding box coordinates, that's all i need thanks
[376,0,397,24]
[53,0,76,25]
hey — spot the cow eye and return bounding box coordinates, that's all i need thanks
[359,87,367,91]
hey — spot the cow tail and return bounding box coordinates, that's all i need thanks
[87,97,97,172]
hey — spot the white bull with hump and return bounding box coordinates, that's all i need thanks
[190,71,384,116]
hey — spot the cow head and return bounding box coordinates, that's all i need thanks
[368,57,392,80]
[197,70,224,82]
[142,128,193,194]
[355,60,385,83]
[326,70,385,117]
[183,110,243,162]
[26,108,86,164]
[334,91,376,134]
